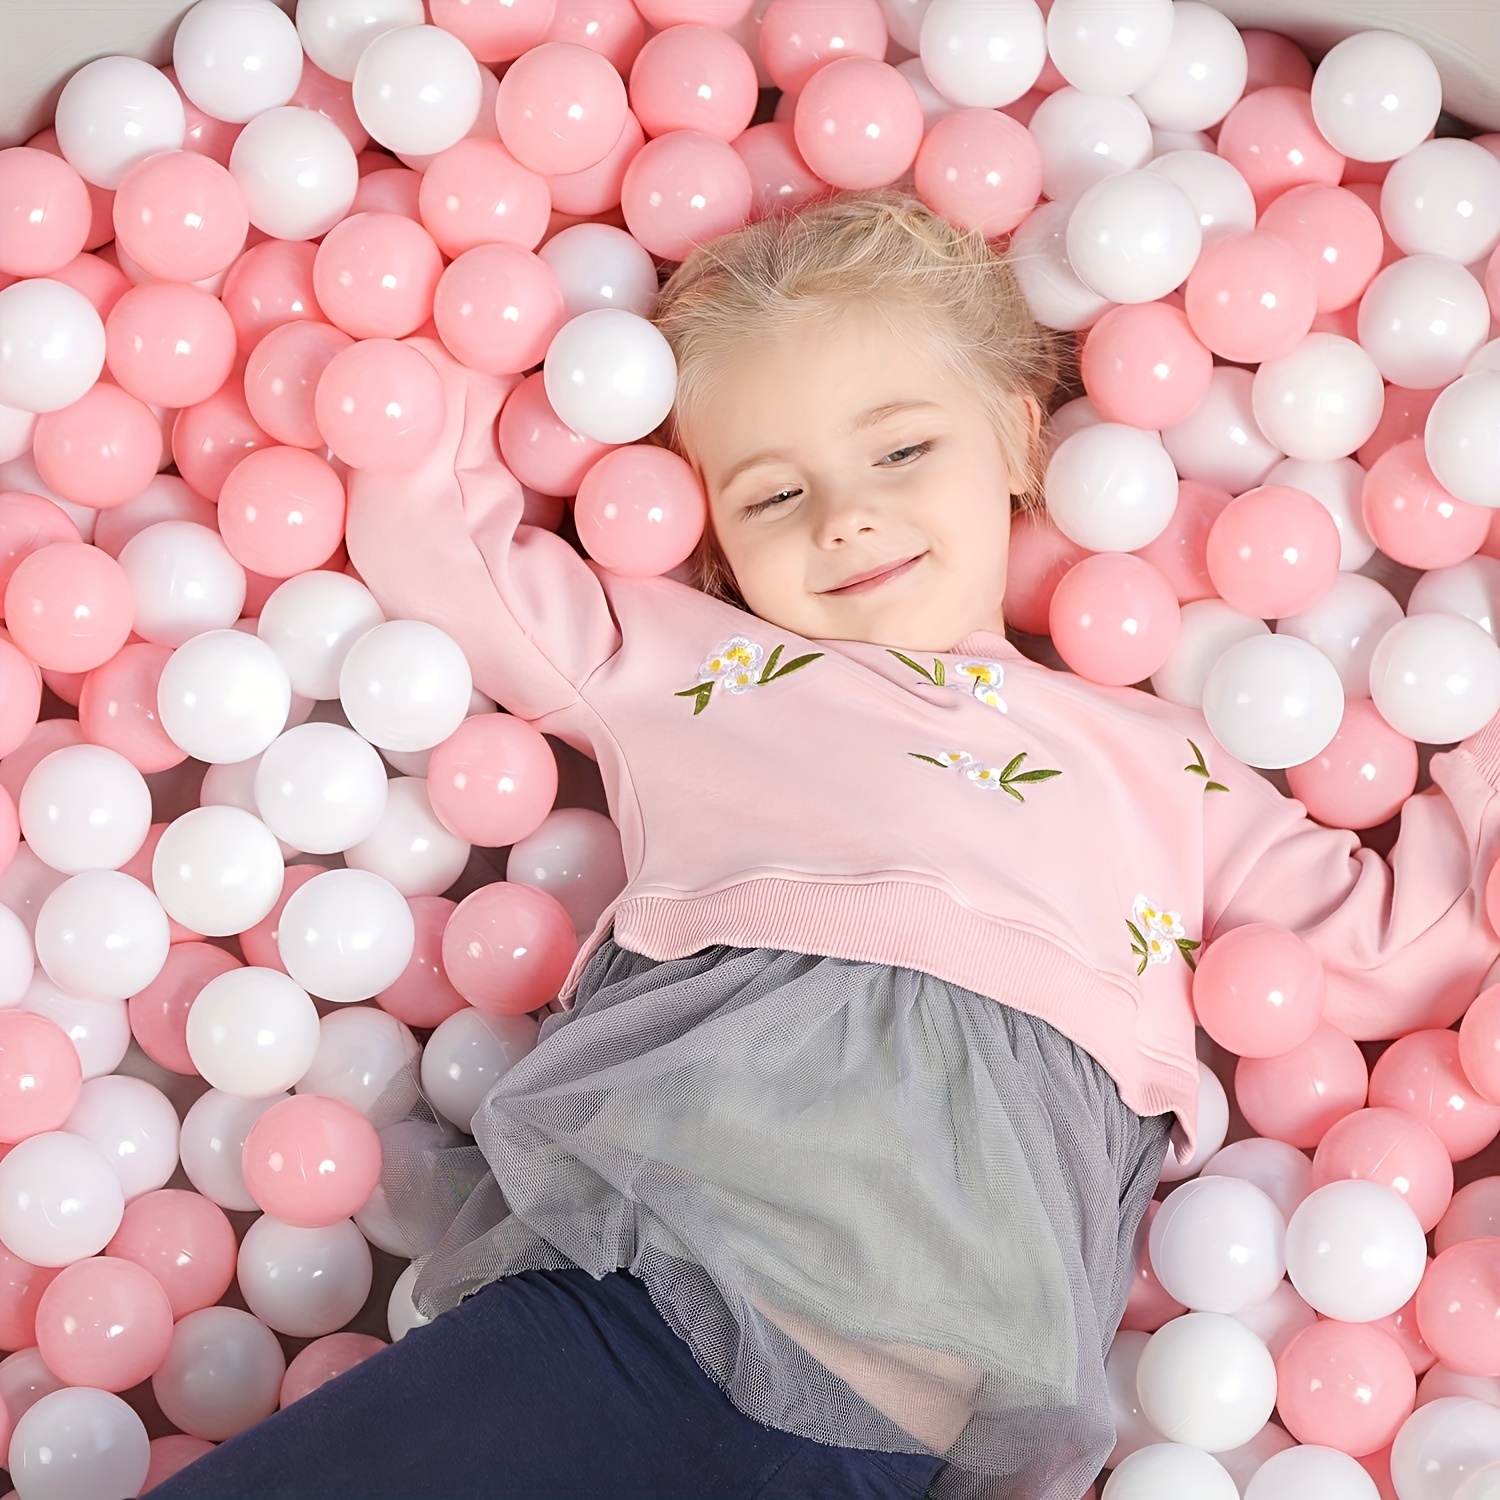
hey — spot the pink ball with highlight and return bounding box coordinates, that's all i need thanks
[427,713,557,849]
[0,1011,82,1144]
[1184,230,1318,364]
[1275,1320,1416,1456]
[105,1188,237,1320]
[220,239,323,357]
[79,641,185,775]
[418,138,552,259]
[619,129,752,263]
[1235,1020,1368,1148]
[314,338,446,473]
[243,321,353,449]
[172,383,272,501]
[32,382,162,510]
[1048,553,1181,687]
[1130,480,1234,606]
[496,42,629,176]
[280,1333,385,1407]
[3,542,134,673]
[241,1093,383,1229]
[1257,184,1384,314]
[1216,86,1346,212]
[1415,1239,1500,1377]
[312,213,444,341]
[1205,484,1341,618]
[1369,1029,1500,1163]
[1191,922,1326,1059]
[442,881,577,1016]
[376,895,470,1029]
[629,25,757,142]
[793,58,922,191]
[1285,697,1418,833]
[573,445,706,577]
[1312,1106,1454,1233]
[217,446,346,577]
[1081,304,1213,432]
[112,152,249,284]
[759,0,887,94]
[0,147,91,278]
[913,108,1042,239]
[433,244,568,376]
[105,282,238,409]
[1361,437,1490,571]
[496,372,618,495]
[34,1256,174,1394]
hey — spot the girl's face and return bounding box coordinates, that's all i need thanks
[692,305,1027,653]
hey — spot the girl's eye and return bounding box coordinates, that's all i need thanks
[742,441,932,517]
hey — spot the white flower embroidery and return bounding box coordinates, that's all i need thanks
[699,636,763,694]
[911,747,1062,802]
[952,658,1008,714]
[1127,893,1200,974]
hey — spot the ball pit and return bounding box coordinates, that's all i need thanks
[0,0,1497,1495]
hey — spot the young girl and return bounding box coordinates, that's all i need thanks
[151,190,1500,1500]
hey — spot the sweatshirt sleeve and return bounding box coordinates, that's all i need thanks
[1198,711,1500,1041]
[341,335,622,724]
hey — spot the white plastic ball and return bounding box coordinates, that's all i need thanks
[1026,86,1154,203]
[7,1386,150,1500]
[151,1305,285,1442]
[1214,1421,1300,1495]
[1145,150,1257,247]
[1065,172,1202,305]
[1007,198,1115,332]
[236,1215,372,1338]
[1275,571,1405,700]
[1243,1444,1380,1500]
[1390,1398,1500,1500]
[338,619,473,754]
[179,1088,290,1211]
[256,571,385,700]
[293,1006,420,1119]
[536,224,663,322]
[1284,1179,1428,1322]
[1426,371,1500,510]
[53,55,186,189]
[388,1259,432,1342]
[1150,599,1271,709]
[1230,1279,1319,1363]
[1407,555,1500,638]
[1102,1442,1238,1499]
[276,868,415,1004]
[61,1074,179,1204]
[1310,30,1443,163]
[1135,1312,1278,1452]
[503,807,628,941]
[1045,0,1174,97]
[1250,334,1386,462]
[917,0,1046,108]
[186,967,320,1098]
[0,1131,125,1268]
[0,404,37,465]
[1266,456,1377,571]
[295,0,426,81]
[157,629,292,765]
[1161,366,1283,495]
[1380,139,1500,265]
[0,845,67,941]
[151,805,285,938]
[1357,253,1492,391]
[21,974,132,1081]
[18,746,150,876]
[420,1007,541,1134]
[1129,0,1247,132]
[1106,1331,1163,1467]
[542,309,678,448]
[1157,1060,1230,1184]
[1368,611,1500,743]
[0,280,106,416]
[0,906,33,1009]
[1201,633,1345,770]
[1043,423,1179,552]
[33,871,169,1003]
[253,722,389,855]
[172,0,304,124]
[344,777,470,898]
[117,521,247,648]
[229,105,359,241]
[1149,1175,1287,1315]
[352,24,482,157]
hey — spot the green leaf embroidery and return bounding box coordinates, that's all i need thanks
[673,682,715,716]
[1126,916,1201,976]
[675,640,824,715]
[762,650,824,684]
[887,650,946,688]
[1177,936,1201,972]
[1184,737,1229,794]
[908,749,1061,803]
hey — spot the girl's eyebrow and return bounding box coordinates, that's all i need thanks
[717,399,942,488]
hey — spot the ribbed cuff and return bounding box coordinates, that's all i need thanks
[1463,713,1500,787]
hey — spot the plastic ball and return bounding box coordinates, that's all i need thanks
[1026,87,1153,202]
[1145,149,1257,247]
[1284,695,1419,831]
[1205,484,1341,619]
[1370,1029,1500,1163]
[1161,365,1283,495]
[1080,304,1213,432]
[229,105,359,240]
[1309,30,1443,163]
[53,57,186,191]
[241,1092,382,1227]
[1065,170,1202,305]
[1276,1320,1417,1456]
[1048,552,1181,686]
[1380,139,1500,266]
[34,869,169,1003]
[34,1253,174,1393]
[1460,987,1500,1107]
[276,867,415,1003]
[18,744,150,875]
[313,336,446,472]
[352,24,482,157]
[293,1006,419,1118]
[1184,230,1318,365]
[235,1213,371,1338]
[1251,334,1385,463]
[1243,1443,1383,1498]
[432,242,568,376]
[7,1386,149,1500]
[792,58,923,191]
[419,1006,539,1133]
[494,41,627,174]
[1157,1059,1231,1184]
[1102,1442,1237,1499]
[1415,1239,1500,1378]
[296,0,426,82]
[0,1130,125,1267]
[1201,632,1344,770]
[1046,0,1174,98]
[1149,1174,1286,1314]
[1357,255,1492,392]
[1369,611,1500,744]
[1044,423,1179,553]
[0,1012,81,1146]
[1389,1397,1500,1500]
[280,1331,386,1408]
[253,721,388,855]
[151,1304,285,1441]
[337,618,473,753]
[1129,0,1246,131]
[0,149,92,279]
[117,520,246,648]
[1135,1311,1278,1452]
[32,382,162,510]
[542,308,677,446]
[1285,1179,1429,1322]
[157,628,291,764]
[0,279,106,415]
[149,804,284,938]
[1426,372,1500,511]
[1149,598,1269,709]
[917,0,1045,109]
[1192,923,1326,1059]
[185,967,320,1099]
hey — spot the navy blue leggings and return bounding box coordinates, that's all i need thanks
[146,1268,948,1499]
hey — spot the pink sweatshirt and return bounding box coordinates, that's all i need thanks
[344,337,1500,1164]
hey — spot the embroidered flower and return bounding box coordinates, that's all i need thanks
[888,652,1008,714]
[909,747,1061,803]
[674,635,825,716]
[1184,738,1229,794]
[1126,892,1201,976]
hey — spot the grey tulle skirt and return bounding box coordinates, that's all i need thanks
[376,935,1173,1500]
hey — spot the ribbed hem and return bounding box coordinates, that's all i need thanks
[558,877,1201,1159]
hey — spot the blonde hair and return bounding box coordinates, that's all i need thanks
[647,187,1070,610]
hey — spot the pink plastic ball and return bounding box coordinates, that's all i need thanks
[351,166,421,220]
[1438,1181,1500,1256]
[1312,1106,1454,1233]
[1361,437,1490,571]
[31,382,162,509]
[142,1435,217,1491]
[1275,1319,1416,1455]
[313,338,446,473]
[288,59,368,155]
[127,940,240,1076]
[0,1011,82,1144]
[171,383,272,501]
[495,371,617,495]
[34,1255,174,1393]
[46,251,131,319]
[1048,552,1181,687]
[1242,29,1315,93]
[1130,479,1234,606]
[220,239,323,357]
[1081,304,1214,432]
[1459,986,1500,1106]
[105,282,237,409]
[429,0,555,66]
[1235,1020,1369,1148]
[495,42,628,176]
[759,0,887,94]
[634,0,751,24]
[312,213,444,341]
[1370,1029,1500,1163]
[0,1242,60,1352]
[1285,696,1419,832]
[23,125,114,252]
[432,243,569,376]
[1257,184,1384,314]
[375,894,470,1028]
[1204,483,1341,618]
[0,493,83,609]
[236,864,322,973]
[280,1332,385,1407]
[112,151,249,284]
[1192,922,1327,1059]
[4,542,135,672]
[243,320,353,449]
[216,446,346,577]
[548,0,647,74]
[442,881,577,1016]
[1184,229,1319,363]
[426,713,557,848]
[619,129,752,263]
[1415,1239,1500,1376]
[78,641,185,775]
[1217,86,1347,212]
[1001,511,1089,636]
[628,25,757,142]
[417,138,551,259]
[792,58,922,191]
[0,148,92,278]
[1361,386,1439,472]
[241,1093,383,1228]
[1375,1274,1437,1377]
[907,108,1036,236]
[573,444,706,576]
[546,108,645,218]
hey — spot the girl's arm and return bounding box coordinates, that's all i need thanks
[341,336,623,724]
[1199,712,1500,1039]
